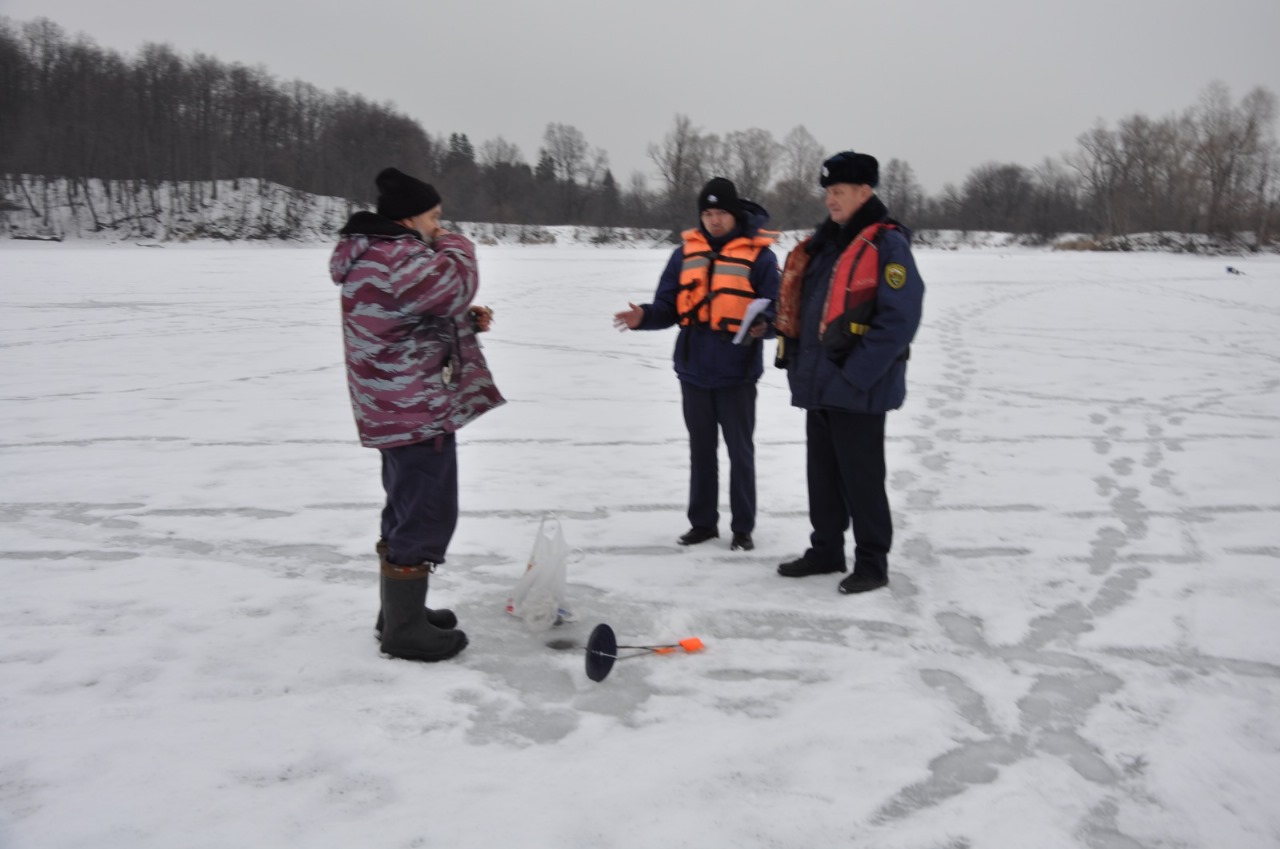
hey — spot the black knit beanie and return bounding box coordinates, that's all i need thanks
[375,167,442,220]
[697,177,742,218]
[819,152,879,188]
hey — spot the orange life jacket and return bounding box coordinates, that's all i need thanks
[677,228,777,332]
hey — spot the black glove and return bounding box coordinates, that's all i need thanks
[820,321,858,364]
[820,307,872,364]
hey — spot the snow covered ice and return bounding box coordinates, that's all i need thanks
[2,241,1278,848]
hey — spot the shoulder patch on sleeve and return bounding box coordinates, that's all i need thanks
[885,263,907,290]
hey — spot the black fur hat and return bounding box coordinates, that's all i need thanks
[819,152,879,188]
[375,167,442,220]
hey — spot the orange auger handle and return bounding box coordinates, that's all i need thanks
[619,637,706,655]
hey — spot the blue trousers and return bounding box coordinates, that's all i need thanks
[681,381,757,534]
[379,435,458,567]
[805,409,891,577]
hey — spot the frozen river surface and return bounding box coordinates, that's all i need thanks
[2,242,1278,848]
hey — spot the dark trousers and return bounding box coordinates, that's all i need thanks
[805,409,891,577]
[379,435,458,567]
[681,381,757,534]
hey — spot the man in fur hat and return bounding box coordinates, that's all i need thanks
[773,151,925,594]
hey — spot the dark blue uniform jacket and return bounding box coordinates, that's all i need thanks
[639,201,781,389]
[786,208,924,413]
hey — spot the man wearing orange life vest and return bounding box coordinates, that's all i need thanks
[774,151,924,594]
[613,178,781,551]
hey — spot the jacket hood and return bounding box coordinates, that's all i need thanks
[697,198,773,247]
[330,211,423,285]
[738,198,771,237]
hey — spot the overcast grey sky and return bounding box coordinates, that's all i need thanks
[4,0,1278,194]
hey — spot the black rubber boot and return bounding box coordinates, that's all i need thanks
[379,562,468,662]
[374,540,458,634]
[375,606,458,636]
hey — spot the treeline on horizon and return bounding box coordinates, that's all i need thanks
[2,16,1277,243]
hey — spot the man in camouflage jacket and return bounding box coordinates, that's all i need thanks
[330,167,504,662]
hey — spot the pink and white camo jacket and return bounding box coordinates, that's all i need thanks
[330,223,504,449]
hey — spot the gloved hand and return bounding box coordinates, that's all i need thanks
[820,319,860,364]
[469,305,493,333]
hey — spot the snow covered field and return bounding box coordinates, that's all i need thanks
[2,241,1278,849]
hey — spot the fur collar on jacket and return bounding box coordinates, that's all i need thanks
[338,210,425,240]
[808,195,890,255]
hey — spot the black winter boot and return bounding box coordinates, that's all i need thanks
[838,560,889,594]
[777,553,847,577]
[678,526,719,546]
[374,540,458,634]
[379,561,468,662]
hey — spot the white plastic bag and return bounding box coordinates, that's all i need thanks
[506,515,577,630]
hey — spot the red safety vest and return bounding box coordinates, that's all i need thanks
[820,222,894,337]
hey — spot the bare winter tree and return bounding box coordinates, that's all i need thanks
[648,114,700,195]
[540,122,608,222]
[478,137,522,169]
[1255,146,1280,247]
[621,171,657,228]
[879,158,924,224]
[542,123,589,184]
[1193,82,1278,236]
[961,162,1034,232]
[1027,158,1085,240]
[700,132,728,185]
[1069,122,1126,236]
[1112,113,1190,232]
[476,136,532,223]
[648,114,722,229]
[1195,82,1244,235]
[780,125,825,186]
[918,183,966,231]
[1242,91,1280,248]
[723,127,782,200]
[771,124,826,229]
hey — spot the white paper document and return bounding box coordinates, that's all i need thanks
[732,298,774,345]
